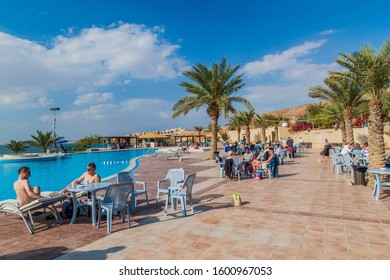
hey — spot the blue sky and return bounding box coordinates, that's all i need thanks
[0,0,389,142]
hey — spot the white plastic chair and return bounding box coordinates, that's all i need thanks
[156,168,185,204]
[117,171,149,213]
[352,149,362,159]
[372,173,390,200]
[215,156,225,178]
[333,146,342,154]
[97,182,134,234]
[330,153,343,175]
[232,158,242,181]
[165,173,196,217]
[342,154,354,176]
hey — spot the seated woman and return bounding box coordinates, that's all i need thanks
[251,152,264,174]
[241,147,254,177]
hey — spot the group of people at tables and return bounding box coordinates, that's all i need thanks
[224,138,300,157]
[321,139,369,162]
[222,142,292,180]
[13,162,101,212]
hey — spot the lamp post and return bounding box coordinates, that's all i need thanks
[50,107,60,152]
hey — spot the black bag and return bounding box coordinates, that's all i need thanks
[61,199,80,218]
[320,149,325,156]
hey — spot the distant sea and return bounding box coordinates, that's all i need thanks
[0,145,42,155]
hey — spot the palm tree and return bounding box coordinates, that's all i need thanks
[206,123,222,134]
[227,114,243,142]
[321,103,347,144]
[237,109,256,143]
[270,114,284,142]
[253,113,272,143]
[27,130,56,153]
[172,58,252,159]
[193,126,204,144]
[336,41,390,171]
[5,140,29,154]
[219,131,230,142]
[309,73,364,144]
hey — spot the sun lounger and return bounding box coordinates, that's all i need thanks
[0,194,67,234]
[167,148,181,160]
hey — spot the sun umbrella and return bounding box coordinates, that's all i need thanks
[56,139,69,144]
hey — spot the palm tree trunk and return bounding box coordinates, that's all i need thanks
[210,116,219,160]
[368,98,386,186]
[275,127,279,141]
[340,122,347,144]
[246,126,250,143]
[343,109,354,144]
[262,128,266,143]
[237,128,241,142]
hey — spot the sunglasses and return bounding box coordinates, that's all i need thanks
[87,168,92,171]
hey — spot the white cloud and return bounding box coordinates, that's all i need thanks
[320,29,337,35]
[242,40,328,79]
[0,90,48,108]
[74,92,114,105]
[245,84,313,106]
[0,23,187,108]
[38,97,54,106]
[241,40,340,113]
[34,97,210,139]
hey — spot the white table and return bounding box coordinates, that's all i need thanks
[67,182,111,226]
[366,168,390,200]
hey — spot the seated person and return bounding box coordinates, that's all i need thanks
[14,166,44,206]
[262,146,270,161]
[262,147,279,178]
[60,144,67,153]
[241,147,253,162]
[241,147,254,176]
[58,162,101,195]
[340,142,353,155]
[352,143,362,151]
[251,152,264,173]
[361,143,369,159]
[224,151,235,179]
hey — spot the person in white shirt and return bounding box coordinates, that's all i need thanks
[274,144,281,155]
[361,143,369,159]
[340,143,353,155]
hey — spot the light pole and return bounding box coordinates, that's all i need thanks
[50,107,60,152]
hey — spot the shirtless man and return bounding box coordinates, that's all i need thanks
[14,166,43,206]
[60,162,101,195]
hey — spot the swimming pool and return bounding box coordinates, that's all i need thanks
[0,149,155,201]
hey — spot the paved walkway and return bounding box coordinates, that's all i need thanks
[53,149,390,260]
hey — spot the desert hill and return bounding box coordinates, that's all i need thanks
[267,102,316,118]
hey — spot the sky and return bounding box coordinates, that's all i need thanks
[0,0,389,142]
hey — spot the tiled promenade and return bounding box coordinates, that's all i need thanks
[2,148,390,259]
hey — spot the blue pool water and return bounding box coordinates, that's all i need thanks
[0,149,154,201]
